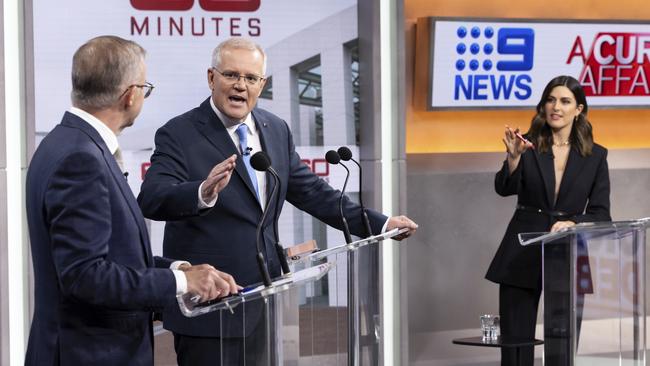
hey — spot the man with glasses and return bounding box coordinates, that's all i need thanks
[25,35,238,366]
[138,37,418,365]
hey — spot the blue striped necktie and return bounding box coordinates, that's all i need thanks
[235,123,260,201]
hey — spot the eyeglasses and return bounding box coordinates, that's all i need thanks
[120,81,155,99]
[213,68,265,86]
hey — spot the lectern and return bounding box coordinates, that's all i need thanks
[519,218,650,365]
[175,228,405,365]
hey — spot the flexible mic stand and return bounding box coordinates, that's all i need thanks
[268,166,291,275]
[326,149,359,366]
[248,152,273,287]
[250,152,291,277]
[337,146,372,238]
[325,150,352,244]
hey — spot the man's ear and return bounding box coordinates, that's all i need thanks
[120,87,135,109]
[207,68,215,90]
[257,78,267,97]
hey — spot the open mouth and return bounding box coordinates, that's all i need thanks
[228,95,247,104]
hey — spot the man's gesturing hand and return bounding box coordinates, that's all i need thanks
[201,154,237,203]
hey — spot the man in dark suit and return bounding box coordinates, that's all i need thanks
[25,35,239,366]
[138,37,418,365]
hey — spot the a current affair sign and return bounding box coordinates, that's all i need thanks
[428,18,650,109]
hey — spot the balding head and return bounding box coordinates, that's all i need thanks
[211,37,267,75]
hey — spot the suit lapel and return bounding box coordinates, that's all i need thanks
[556,147,586,206]
[252,110,277,205]
[193,99,262,206]
[62,113,153,265]
[533,148,555,208]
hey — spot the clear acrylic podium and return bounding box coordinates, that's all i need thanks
[519,218,650,365]
[174,228,404,365]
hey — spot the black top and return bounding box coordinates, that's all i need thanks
[453,336,544,348]
[485,144,611,289]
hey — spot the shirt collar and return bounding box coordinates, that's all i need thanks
[209,97,256,136]
[68,106,119,154]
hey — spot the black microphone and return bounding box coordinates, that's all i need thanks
[325,150,353,244]
[250,152,291,277]
[243,147,253,156]
[337,146,372,238]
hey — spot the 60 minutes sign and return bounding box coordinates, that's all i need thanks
[130,0,262,38]
[131,0,260,11]
[429,18,650,109]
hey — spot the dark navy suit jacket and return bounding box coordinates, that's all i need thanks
[138,98,387,337]
[485,143,611,290]
[25,112,177,366]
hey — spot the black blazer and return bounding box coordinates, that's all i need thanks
[138,98,387,337]
[485,143,611,289]
[25,113,177,366]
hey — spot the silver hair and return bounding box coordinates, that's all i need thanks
[211,37,267,75]
[71,35,146,110]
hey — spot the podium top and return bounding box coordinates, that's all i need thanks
[177,262,334,317]
[289,227,408,264]
[518,218,650,246]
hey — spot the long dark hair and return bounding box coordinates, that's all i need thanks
[527,75,594,156]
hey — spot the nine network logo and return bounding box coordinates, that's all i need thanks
[131,0,260,11]
[453,25,534,101]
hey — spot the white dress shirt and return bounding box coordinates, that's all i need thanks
[68,107,189,295]
[197,98,267,210]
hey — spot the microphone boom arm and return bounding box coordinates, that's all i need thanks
[338,163,353,244]
[350,157,372,237]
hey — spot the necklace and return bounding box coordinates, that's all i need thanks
[553,140,570,147]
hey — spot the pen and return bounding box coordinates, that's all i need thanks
[241,284,259,293]
[514,131,535,149]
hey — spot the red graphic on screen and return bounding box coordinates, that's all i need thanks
[131,0,194,11]
[199,0,260,12]
[569,33,650,97]
[131,0,260,11]
[301,159,329,177]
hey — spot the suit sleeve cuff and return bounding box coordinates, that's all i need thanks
[381,218,389,233]
[197,181,218,209]
[172,269,188,295]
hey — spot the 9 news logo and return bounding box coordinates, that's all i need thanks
[454,25,534,101]
[131,0,260,11]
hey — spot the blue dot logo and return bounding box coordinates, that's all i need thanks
[454,25,501,74]
[456,43,466,55]
[483,60,493,71]
[471,26,481,39]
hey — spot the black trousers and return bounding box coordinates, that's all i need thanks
[499,284,541,366]
[499,284,584,366]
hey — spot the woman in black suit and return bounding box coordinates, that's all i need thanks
[485,75,611,366]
